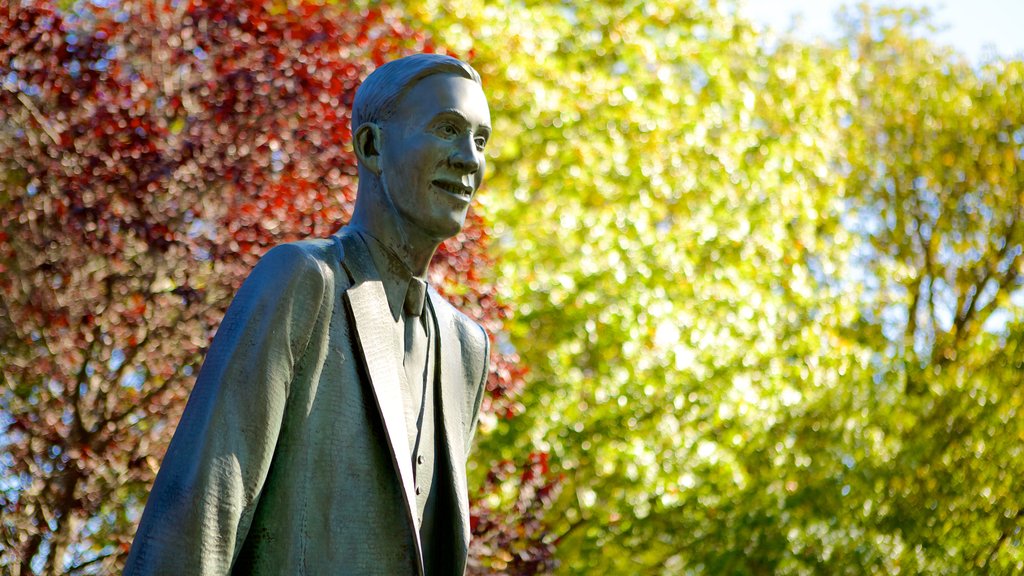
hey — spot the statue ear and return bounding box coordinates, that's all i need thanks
[354,122,384,175]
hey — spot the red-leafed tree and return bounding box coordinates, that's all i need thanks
[0,1,537,573]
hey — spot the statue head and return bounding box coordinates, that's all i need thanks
[352,53,482,131]
[352,54,491,246]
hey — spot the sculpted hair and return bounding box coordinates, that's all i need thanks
[352,53,482,131]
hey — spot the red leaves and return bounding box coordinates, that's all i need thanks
[468,453,563,574]
[521,451,550,482]
[2,0,535,571]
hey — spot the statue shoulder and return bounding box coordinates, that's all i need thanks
[432,292,489,359]
[249,237,346,295]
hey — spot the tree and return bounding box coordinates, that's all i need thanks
[7,0,1023,573]
[832,7,1024,572]
[0,1,522,572]
[385,0,1024,573]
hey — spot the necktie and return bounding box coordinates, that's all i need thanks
[403,278,429,438]
[404,278,426,317]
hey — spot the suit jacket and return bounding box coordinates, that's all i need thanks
[124,230,489,575]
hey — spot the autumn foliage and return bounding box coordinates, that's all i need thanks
[1,1,542,573]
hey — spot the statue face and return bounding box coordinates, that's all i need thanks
[379,73,491,241]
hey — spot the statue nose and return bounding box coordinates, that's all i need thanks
[449,138,481,173]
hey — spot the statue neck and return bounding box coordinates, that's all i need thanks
[349,181,437,279]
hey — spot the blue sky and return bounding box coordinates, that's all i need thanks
[740,0,1024,62]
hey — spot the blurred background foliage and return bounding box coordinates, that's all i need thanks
[2,0,1023,574]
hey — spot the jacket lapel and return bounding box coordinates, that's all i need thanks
[337,231,424,573]
[427,288,472,552]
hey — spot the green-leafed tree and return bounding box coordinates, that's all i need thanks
[833,7,1024,572]
[385,1,1024,573]
[5,0,1023,573]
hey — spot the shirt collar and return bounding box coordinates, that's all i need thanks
[359,231,426,322]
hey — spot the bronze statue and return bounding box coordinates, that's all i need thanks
[125,54,492,575]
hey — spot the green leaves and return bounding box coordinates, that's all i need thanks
[5,0,1022,572]
[389,1,1024,573]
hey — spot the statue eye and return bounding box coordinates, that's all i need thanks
[474,136,488,151]
[437,123,458,137]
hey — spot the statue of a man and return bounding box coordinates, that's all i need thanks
[125,53,492,576]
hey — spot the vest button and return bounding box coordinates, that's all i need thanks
[415,486,422,495]
[417,455,425,465]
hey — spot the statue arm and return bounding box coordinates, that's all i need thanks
[465,325,490,454]
[124,243,327,575]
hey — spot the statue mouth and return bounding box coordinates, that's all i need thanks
[432,179,474,198]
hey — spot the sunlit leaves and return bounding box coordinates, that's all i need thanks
[389,1,1024,573]
[5,0,1023,573]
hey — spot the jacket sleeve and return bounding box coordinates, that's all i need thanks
[124,244,327,575]
[465,325,490,455]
